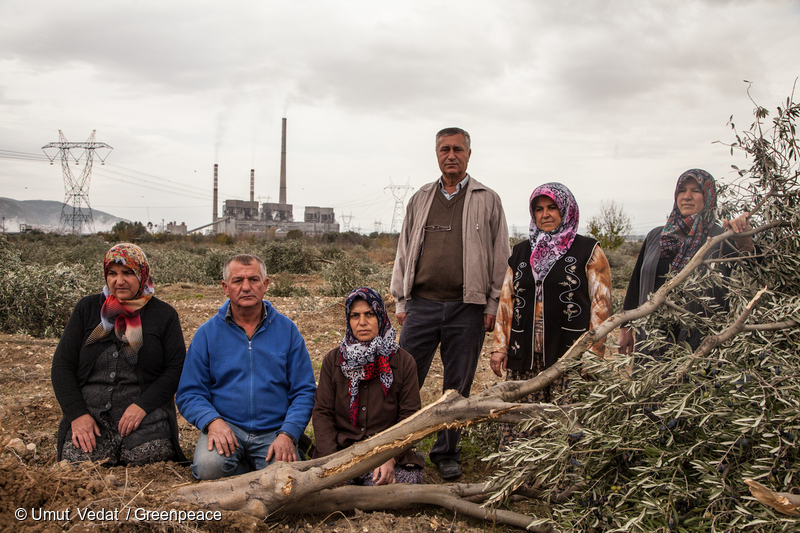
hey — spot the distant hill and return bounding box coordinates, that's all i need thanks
[0,198,127,233]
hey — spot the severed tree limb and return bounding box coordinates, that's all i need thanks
[177,393,562,524]
[703,252,772,265]
[676,288,768,376]
[744,320,798,331]
[274,483,559,532]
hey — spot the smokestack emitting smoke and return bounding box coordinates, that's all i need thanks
[250,169,255,202]
[213,164,218,222]
[280,118,287,205]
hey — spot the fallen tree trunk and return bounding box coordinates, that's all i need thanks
[177,393,565,526]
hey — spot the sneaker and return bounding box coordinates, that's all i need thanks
[437,458,462,480]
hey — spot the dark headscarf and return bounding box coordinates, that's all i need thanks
[660,169,718,272]
[528,182,580,301]
[339,288,398,427]
[85,243,154,364]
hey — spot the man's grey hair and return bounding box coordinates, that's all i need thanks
[222,254,267,282]
[435,127,471,150]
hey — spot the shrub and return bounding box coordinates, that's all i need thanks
[203,250,229,282]
[604,241,640,290]
[261,239,318,274]
[318,244,345,261]
[0,255,93,337]
[147,249,212,285]
[322,247,392,296]
[268,277,311,297]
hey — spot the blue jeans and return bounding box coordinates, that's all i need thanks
[190,422,302,480]
[399,296,485,464]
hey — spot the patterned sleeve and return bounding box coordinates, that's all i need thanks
[587,245,612,356]
[492,266,514,354]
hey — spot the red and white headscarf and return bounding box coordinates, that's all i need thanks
[528,182,580,302]
[85,243,154,364]
[339,287,397,427]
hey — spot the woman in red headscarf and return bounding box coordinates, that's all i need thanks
[52,243,186,465]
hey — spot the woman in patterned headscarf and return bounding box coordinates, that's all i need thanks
[312,287,424,485]
[618,169,755,356]
[52,243,187,465]
[490,183,612,448]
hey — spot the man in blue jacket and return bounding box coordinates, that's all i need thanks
[177,254,316,480]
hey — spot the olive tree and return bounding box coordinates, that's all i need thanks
[587,200,634,251]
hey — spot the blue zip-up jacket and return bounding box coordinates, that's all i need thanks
[176,300,316,443]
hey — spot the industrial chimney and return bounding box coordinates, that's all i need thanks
[250,169,255,202]
[279,118,287,205]
[213,164,219,222]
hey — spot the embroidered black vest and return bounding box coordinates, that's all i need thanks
[506,235,597,371]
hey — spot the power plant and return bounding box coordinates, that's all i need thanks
[204,118,339,236]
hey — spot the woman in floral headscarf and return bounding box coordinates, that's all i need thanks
[52,243,186,465]
[312,287,423,485]
[618,169,754,355]
[490,183,612,447]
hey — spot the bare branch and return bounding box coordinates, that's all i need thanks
[276,484,559,532]
[703,252,772,265]
[676,289,769,376]
[743,320,798,331]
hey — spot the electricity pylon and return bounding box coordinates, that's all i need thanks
[385,177,413,233]
[339,212,354,232]
[42,130,112,235]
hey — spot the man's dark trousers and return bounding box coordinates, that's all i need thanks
[399,295,485,465]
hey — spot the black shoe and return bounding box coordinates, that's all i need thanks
[437,458,462,480]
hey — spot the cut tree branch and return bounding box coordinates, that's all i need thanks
[275,484,559,532]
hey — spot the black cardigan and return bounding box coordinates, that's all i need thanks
[52,293,187,462]
[623,224,740,350]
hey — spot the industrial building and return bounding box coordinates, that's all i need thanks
[197,118,339,237]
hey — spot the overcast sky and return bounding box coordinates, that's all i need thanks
[1,0,798,235]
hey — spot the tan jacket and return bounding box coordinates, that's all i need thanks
[391,175,510,315]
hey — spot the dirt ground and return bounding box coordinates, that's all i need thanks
[0,280,523,532]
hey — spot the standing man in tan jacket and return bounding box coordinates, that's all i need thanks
[390,127,510,479]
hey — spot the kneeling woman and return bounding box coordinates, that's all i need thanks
[52,243,186,465]
[313,287,423,485]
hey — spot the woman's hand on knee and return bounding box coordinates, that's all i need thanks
[118,404,147,437]
[71,414,101,452]
[373,458,396,486]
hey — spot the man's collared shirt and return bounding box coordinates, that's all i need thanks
[225,301,268,337]
[439,174,470,201]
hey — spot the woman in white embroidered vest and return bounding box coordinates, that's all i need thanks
[490,182,612,448]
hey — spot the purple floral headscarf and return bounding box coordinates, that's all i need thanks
[529,182,580,302]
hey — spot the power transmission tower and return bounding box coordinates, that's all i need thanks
[385,177,413,233]
[373,219,382,234]
[42,130,112,235]
[339,211,354,232]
